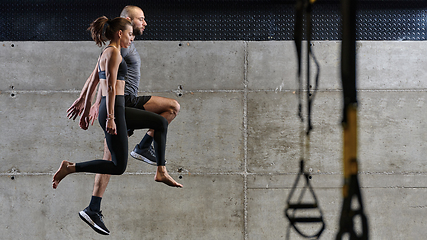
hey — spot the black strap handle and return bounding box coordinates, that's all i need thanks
[284,160,325,239]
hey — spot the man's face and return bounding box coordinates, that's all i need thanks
[131,10,147,36]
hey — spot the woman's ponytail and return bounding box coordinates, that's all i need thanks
[87,16,109,47]
[87,16,131,47]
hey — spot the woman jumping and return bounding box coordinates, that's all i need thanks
[52,16,182,189]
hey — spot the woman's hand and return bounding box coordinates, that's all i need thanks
[106,118,117,135]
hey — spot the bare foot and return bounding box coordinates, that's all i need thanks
[52,160,75,189]
[155,166,183,188]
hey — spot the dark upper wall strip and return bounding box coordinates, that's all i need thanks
[1,0,426,41]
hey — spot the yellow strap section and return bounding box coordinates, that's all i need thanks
[343,105,358,197]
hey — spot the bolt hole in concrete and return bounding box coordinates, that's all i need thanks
[177,85,183,97]
[11,176,15,180]
[10,85,14,90]
[10,93,16,98]
[179,43,182,46]
[11,43,14,47]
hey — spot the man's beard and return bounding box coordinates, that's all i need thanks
[133,27,143,36]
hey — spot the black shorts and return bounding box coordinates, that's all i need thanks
[125,94,151,110]
[125,94,152,136]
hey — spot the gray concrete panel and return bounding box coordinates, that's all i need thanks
[248,90,427,174]
[137,41,245,91]
[1,41,99,91]
[247,91,302,173]
[359,91,427,173]
[247,91,342,174]
[1,91,243,174]
[248,41,427,91]
[247,41,299,91]
[1,41,245,92]
[126,92,245,173]
[248,41,343,91]
[247,174,427,240]
[0,174,244,240]
[357,41,427,90]
[0,174,96,240]
[0,91,105,174]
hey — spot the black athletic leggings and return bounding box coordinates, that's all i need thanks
[75,95,168,175]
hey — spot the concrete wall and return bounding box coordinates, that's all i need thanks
[1,40,426,239]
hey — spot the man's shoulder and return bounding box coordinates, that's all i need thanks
[121,43,138,58]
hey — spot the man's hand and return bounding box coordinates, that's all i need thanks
[79,111,90,130]
[67,98,85,120]
[89,102,100,126]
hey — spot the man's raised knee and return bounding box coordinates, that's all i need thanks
[170,99,180,116]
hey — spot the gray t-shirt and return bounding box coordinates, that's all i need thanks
[121,42,141,97]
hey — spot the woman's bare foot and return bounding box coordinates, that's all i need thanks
[52,160,76,189]
[155,166,183,188]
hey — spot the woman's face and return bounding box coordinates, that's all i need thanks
[120,25,134,48]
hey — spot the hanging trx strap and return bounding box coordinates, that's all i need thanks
[294,0,303,122]
[294,0,320,133]
[285,0,325,238]
[285,160,325,239]
[336,0,369,239]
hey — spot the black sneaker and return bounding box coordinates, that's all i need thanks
[130,145,157,166]
[127,129,134,137]
[79,207,110,235]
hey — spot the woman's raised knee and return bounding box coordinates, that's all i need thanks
[111,156,127,175]
[112,164,127,175]
[159,115,169,131]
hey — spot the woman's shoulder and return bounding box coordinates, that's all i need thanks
[104,46,122,61]
[105,45,119,53]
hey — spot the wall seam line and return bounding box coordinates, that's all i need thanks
[243,41,249,240]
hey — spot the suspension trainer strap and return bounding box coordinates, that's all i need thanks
[294,0,304,122]
[285,0,325,238]
[336,0,369,239]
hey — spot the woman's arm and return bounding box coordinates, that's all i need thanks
[104,48,121,135]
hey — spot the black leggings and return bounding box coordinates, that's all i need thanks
[75,96,168,175]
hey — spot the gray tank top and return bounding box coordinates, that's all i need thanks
[120,43,141,97]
